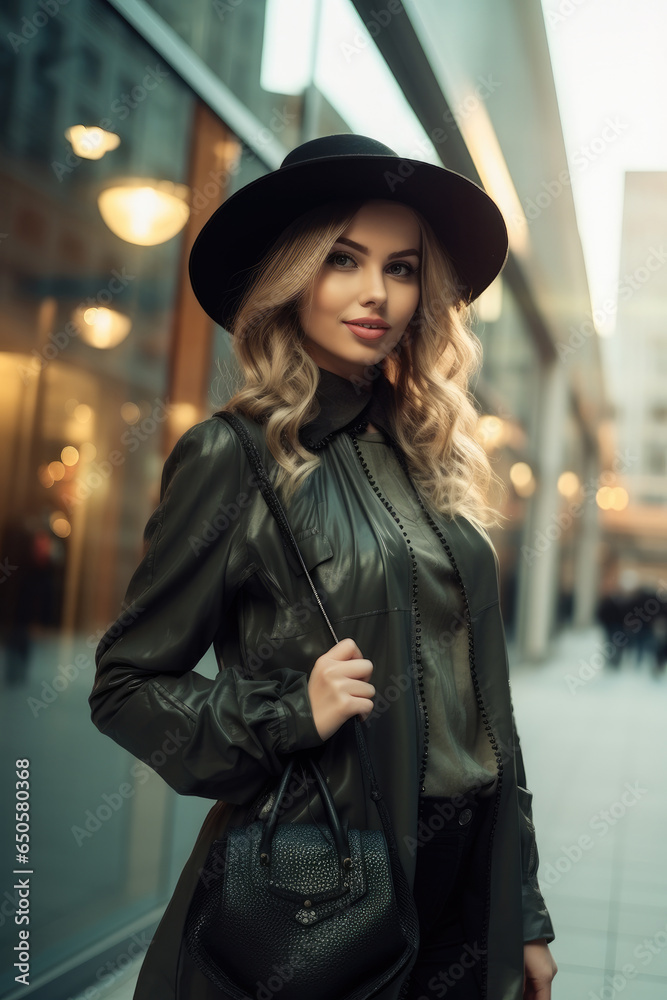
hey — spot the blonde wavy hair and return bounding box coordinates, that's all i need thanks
[214,198,508,537]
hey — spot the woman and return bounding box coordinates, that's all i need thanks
[89,133,557,1000]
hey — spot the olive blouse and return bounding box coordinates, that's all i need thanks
[354,425,499,799]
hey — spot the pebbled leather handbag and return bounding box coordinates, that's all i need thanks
[183,411,420,1000]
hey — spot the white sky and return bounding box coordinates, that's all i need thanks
[261,0,437,160]
[263,0,667,340]
[540,0,667,335]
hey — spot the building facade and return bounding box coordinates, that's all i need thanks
[0,1,604,996]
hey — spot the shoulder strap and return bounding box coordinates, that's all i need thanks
[212,411,403,843]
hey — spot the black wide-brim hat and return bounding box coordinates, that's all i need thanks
[189,133,509,331]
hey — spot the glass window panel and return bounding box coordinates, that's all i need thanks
[145,0,437,160]
[473,280,541,439]
[0,0,212,991]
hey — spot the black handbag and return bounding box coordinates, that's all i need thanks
[183,411,420,1000]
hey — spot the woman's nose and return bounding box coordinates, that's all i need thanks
[358,267,388,305]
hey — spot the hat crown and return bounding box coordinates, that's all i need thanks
[280,133,398,169]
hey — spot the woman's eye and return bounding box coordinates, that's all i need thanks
[326,250,416,278]
[326,250,417,278]
[388,261,415,276]
[327,252,353,266]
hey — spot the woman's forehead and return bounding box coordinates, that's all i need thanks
[339,201,422,243]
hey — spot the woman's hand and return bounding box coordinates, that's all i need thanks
[523,938,557,998]
[307,637,375,741]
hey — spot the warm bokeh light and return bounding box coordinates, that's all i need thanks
[121,402,141,424]
[596,486,612,509]
[37,464,54,488]
[72,306,132,349]
[74,403,93,423]
[97,180,190,245]
[557,471,581,498]
[47,461,66,481]
[61,446,80,466]
[79,441,97,462]
[613,487,629,510]
[49,511,72,538]
[476,414,506,450]
[65,124,120,160]
[509,461,537,497]
[169,402,200,441]
[596,485,629,510]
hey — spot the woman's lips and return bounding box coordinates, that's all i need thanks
[343,322,389,341]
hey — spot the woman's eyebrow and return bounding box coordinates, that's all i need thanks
[334,236,421,259]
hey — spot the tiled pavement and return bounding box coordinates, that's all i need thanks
[510,625,667,999]
[82,625,667,999]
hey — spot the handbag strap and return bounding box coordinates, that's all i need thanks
[213,411,402,852]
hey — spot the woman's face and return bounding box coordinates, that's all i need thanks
[297,200,421,381]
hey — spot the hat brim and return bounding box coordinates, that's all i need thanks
[189,153,509,330]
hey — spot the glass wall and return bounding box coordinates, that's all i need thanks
[471,281,543,638]
[555,408,588,628]
[474,279,542,436]
[145,0,437,157]
[0,0,216,991]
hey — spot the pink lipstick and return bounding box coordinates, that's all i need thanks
[343,321,389,341]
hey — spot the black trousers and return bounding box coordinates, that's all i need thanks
[404,789,493,1000]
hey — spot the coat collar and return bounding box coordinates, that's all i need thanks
[299,364,396,450]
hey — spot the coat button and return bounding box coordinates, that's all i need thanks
[458,808,473,826]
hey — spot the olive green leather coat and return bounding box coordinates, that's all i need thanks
[89,367,554,1000]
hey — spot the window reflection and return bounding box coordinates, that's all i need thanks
[0,0,205,990]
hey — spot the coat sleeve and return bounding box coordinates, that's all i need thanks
[510,702,556,945]
[88,417,326,805]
